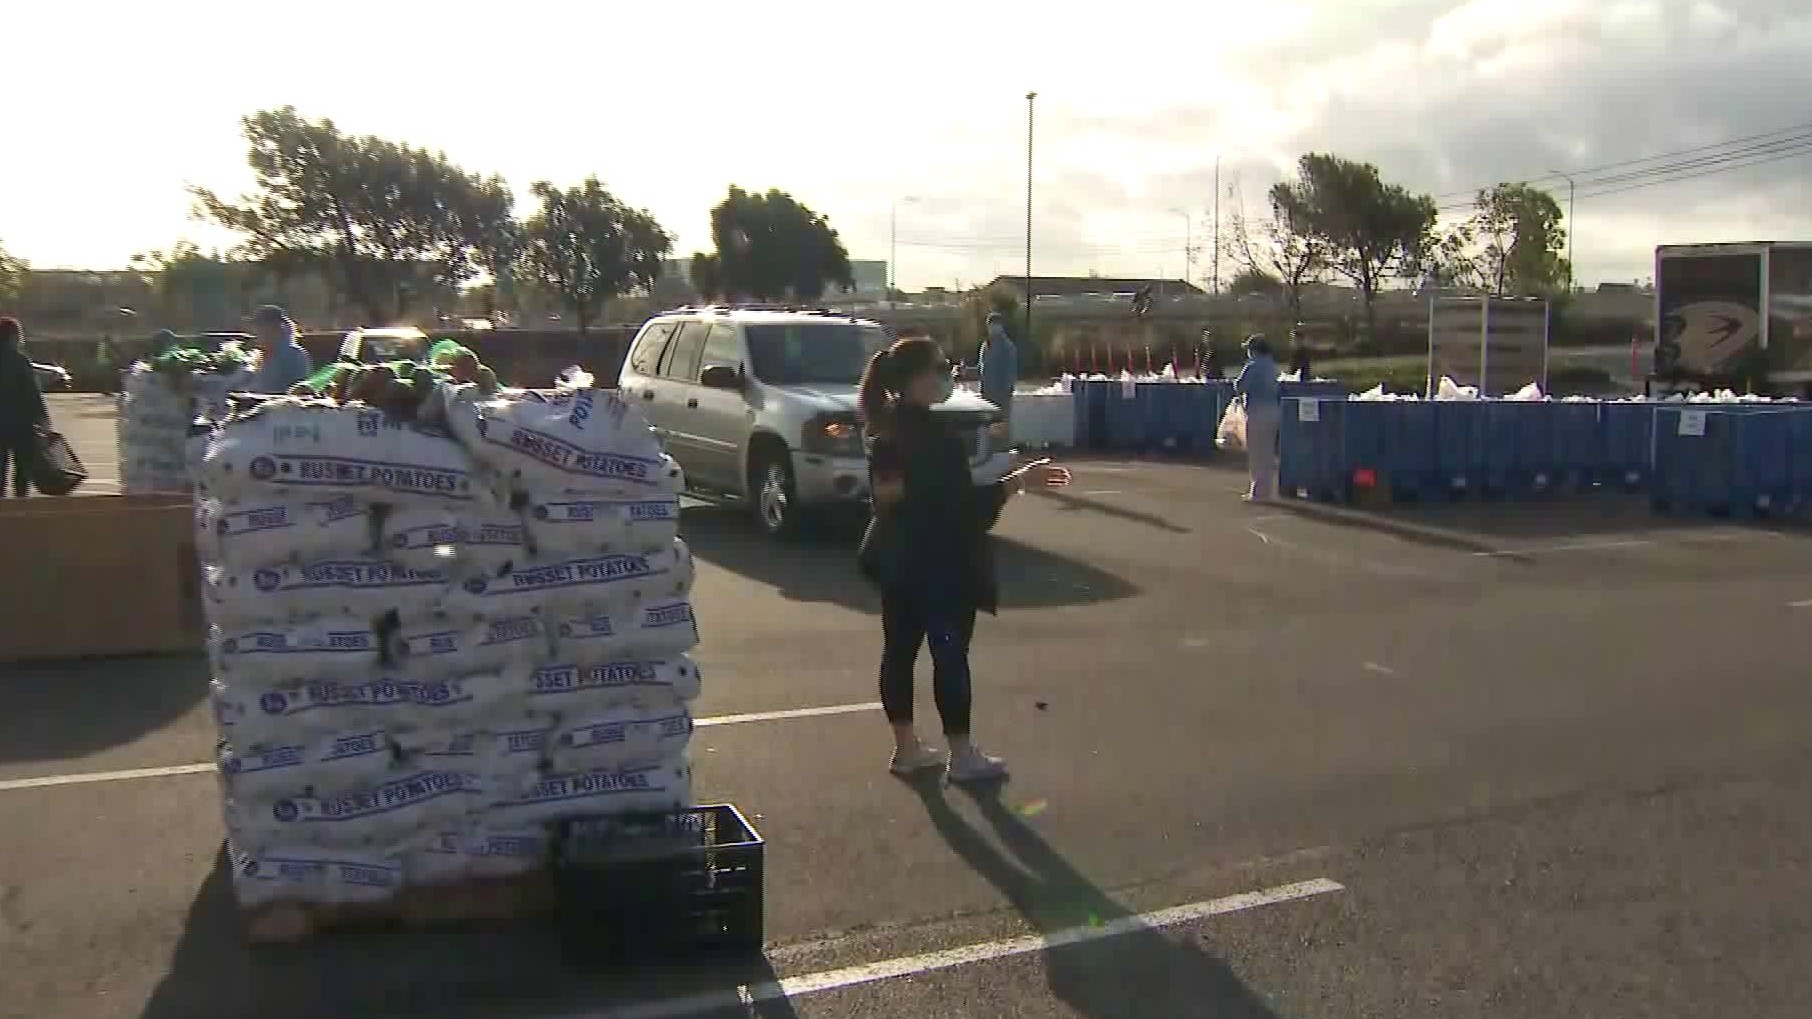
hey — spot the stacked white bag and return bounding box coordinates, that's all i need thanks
[118,362,253,494]
[194,385,701,929]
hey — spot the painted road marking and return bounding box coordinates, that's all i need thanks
[1790,599,1812,608]
[1473,539,1653,557]
[1079,489,1123,496]
[0,700,886,794]
[579,879,1346,1019]
[1361,661,1397,675]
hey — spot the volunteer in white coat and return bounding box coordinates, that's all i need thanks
[1232,334,1282,502]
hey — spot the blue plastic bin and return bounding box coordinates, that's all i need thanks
[1280,396,1347,499]
[1072,381,1110,451]
[1599,402,1656,490]
[1432,401,1487,498]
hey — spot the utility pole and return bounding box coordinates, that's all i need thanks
[1211,156,1221,295]
[1024,91,1037,343]
[888,196,918,327]
[1170,208,1192,286]
[1549,169,1577,292]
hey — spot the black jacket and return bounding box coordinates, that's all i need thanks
[859,405,1009,613]
[0,347,49,441]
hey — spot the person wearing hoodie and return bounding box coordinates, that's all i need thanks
[247,305,313,394]
[979,312,1018,420]
[1232,333,1282,502]
[0,317,51,497]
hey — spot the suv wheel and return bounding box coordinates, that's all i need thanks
[750,450,799,539]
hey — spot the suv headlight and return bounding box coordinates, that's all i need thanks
[802,414,864,457]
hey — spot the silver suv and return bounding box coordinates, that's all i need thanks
[617,306,1014,538]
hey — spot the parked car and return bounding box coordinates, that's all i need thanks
[337,326,430,364]
[618,306,1014,538]
[33,362,71,391]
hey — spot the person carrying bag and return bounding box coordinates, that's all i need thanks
[857,335,1069,783]
[0,317,53,498]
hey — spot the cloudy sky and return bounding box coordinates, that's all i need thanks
[3,0,1808,290]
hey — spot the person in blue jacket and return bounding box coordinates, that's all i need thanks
[247,305,313,394]
[979,313,1018,420]
[1233,333,1282,501]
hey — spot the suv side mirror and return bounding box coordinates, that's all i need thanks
[699,364,741,390]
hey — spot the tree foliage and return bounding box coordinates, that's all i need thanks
[0,239,26,308]
[1467,182,1569,295]
[515,178,672,335]
[689,186,854,302]
[191,107,516,324]
[1275,153,1436,339]
[1229,181,1328,327]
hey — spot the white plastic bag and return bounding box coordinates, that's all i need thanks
[486,758,691,828]
[448,388,682,496]
[521,495,682,557]
[384,613,551,682]
[217,730,398,803]
[228,842,405,908]
[205,559,451,626]
[1434,376,1479,400]
[1506,382,1545,401]
[197,496,376,571]
[523,656,703,713]
[443,538,695,619]
[200,400,483,505]
[549,598,700,663]
[1216,398,1248,452]
[210,620,384,687]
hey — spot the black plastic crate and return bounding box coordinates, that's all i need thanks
[553,803,764,962]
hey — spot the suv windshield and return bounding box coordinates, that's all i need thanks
[745,322,888,385]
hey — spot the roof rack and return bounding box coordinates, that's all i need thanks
[661,303,866,319]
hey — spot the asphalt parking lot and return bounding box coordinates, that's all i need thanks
[7,397,1812,1018]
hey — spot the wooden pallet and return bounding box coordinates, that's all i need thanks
[242,872,556,945]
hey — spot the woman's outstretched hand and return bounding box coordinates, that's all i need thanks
[1031,463,1071,488]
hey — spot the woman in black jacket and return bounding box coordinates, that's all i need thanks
[0,317,50,498]
[857,336,1069,782]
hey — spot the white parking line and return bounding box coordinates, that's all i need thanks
[0,700,885,794]
[1472,539,1653,558]
[582,878,1346,1019]
[1790,599,1812,608]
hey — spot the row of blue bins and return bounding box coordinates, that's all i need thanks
[1280,398,1812,515]
[1071,380,1345,453]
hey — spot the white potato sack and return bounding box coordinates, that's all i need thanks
[226,767,485,849]
[383,613,550,682]
[205,559,451,626]
[547,701,693,774]
[217,730,398,803]
[523,656,702,714]
[450,387,680,496]
[211,672,521,746]
[392,729,505,782]
[548,598,699,663]
[197,496,376,571]
[407,827,551,886]
[520,495,681,557]
[210,620,384,687]
[381,505,528,576]
[228,842,405,909]
[486,758,692,828]
[444,538,694,619]
[199,401,483,505]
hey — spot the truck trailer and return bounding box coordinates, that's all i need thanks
[1653,242,1812,397]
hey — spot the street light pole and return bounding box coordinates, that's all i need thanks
[1549,169,1577,293]
[1211,156,1222,295]
[888,196,918,326]
[1170,208,1193,287]
[1024,92,1037,343]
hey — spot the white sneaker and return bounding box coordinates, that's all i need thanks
[947,745,1009,784]
[889,741,944,776]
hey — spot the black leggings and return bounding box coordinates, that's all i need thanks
[879,587,977,737]
[0,439,30,497]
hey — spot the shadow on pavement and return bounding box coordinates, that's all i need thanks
[1040,488,1192,534]
[0,654,206,766]
[140,847,801,1019]
[683,503,1139,613]
[910,781,1280,1019]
